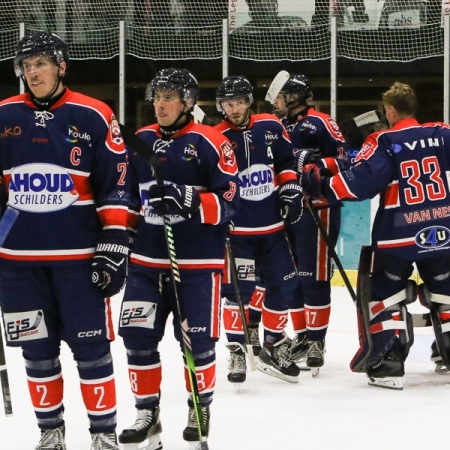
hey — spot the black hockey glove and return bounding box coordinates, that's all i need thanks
[148,183,201,219]
[91,230,129,297]
[294,148,320,175]
[301,164,334,199]
[279,181,304,224]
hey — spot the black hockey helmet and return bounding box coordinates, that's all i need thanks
[216,76,253,113]
[14,31,69,77]
[146,68,199,110]
[281,74,313,106]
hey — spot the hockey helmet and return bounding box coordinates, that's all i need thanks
[216,76,253,113]
[146,68,199,109]
[281,74,313,105]
[14,31,69,77]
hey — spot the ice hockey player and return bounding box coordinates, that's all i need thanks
[118,68,240,449]
[214,75,302,384]
[301,81,450,389]
[0,31,130,449]
[272,73,349,375]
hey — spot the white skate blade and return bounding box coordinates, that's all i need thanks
[121,434,163,450]
[311,367,320,377]
[188,439,209,450]
[435,363,450,374]
[368,376,403,390]
[257,360,299,383]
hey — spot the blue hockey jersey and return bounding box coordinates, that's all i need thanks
[127,120,240,272]
[214,113,297,235]
[0,88,129,266]
[322,118,450,260]
[285,107,349,208]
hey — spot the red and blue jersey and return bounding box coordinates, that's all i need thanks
[284,107,349,208]
[0,88,129,266]
[127,120,240,272]
[323,118,450,260]
[214,113,296,236]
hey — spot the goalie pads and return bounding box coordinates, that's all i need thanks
[418,283,450,370]
[350,246,415,373]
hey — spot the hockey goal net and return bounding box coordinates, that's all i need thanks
[0,1,447,63]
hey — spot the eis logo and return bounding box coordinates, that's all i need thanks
[183,144,198,161]
[5,310,46,342]
[415,226,450,249]
[120,302,157,329]
[66,125,91,143]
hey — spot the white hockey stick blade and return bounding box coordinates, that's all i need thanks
[265,70,290,104]
[368,376,403,390]
[353,110,382,127]
[246,344,257,371]
[192,105,206,124]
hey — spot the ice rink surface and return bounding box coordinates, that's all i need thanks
[1,287,448,450]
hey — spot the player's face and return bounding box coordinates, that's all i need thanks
[221,98,250,126]
[273,93,288,118]
[23,55,65,99]
[153,89,188,127]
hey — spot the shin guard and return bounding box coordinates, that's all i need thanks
[418,283,450,369]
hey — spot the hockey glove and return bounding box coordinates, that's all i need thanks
[294,148,320,175]
[279,181,304,224]
[148,183,201,219]
[91,230,129,297]
[301,164,334,199]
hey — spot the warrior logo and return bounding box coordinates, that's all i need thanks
[415,226,450,249]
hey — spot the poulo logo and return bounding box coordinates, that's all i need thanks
[0,125,22,139]
[9,163,79,212]
[415,226,450,249]
[66,125,91,143]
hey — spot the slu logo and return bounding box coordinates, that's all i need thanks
[415,226,450,249]
[66,125,91,143]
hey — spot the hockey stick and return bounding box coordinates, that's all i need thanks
[120,124,209,449]
[225,238,257,371]
[306,198,357,303]
[353,110,382,127]
[265,70,290,105]
[0,206,20,417]
[192,105,206,124]
[307,199,432,327]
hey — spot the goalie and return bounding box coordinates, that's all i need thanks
[301,81,450,390]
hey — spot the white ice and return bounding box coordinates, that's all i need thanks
[1,287,448,450]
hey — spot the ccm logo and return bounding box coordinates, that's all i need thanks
[78,330,102,338]
[188,327,206,333]
[284,272,296,280]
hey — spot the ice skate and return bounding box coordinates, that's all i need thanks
[307,340,325,377]
[182,405,210,447]
[35,425,66,450]
[258,336,300,383]
[118,407,163,450]
[248,323,262,356]
[288,334,308,363]
[226,342,246,386]
[366,351,404,390]
[90,431,119,450]
[431,340,449,374]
